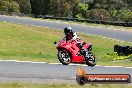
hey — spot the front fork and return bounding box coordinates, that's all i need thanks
[79,44,92,60]
[80,49,90,60]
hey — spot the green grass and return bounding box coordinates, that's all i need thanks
[0,21,132,66]
[0,83,131,88]
[0,22,63,62]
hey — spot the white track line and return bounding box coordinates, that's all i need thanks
[27,62,47,64]
[0,60,18,62]
[49,63,62,65]
[71,77,76,79]
[0,60,47,64]
[125,67,132,68]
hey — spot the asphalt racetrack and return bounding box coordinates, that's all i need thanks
[0,15,132,84]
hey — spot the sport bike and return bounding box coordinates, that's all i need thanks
[54,38,96,66]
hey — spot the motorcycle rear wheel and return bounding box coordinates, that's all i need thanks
[58,49,71,65]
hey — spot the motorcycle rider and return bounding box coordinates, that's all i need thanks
[64,26,89,59]
[64,26,79,43]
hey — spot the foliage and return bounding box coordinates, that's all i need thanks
[73,3,89,19]
[48,0,80,17]
[30,0,80,17]
[93,0,132,22]
[109,10,132,21]
[10,1,20,13]
[15,0,31,14]
[48,0,71,17]
[120,10,132,22]
[102,53,132,61]
[30,0,49,15]
[0,0,31,14]
[86,9,111,20]
[94,0,124,10]
[0,0,20,13]
[0,0,9,12]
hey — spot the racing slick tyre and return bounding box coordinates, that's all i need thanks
[58,49,71,65]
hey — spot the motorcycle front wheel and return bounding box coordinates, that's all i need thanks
[58,49,71,65]
[86,51,96,66]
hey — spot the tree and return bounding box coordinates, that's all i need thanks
[73,3,89,19]
[30,0,81,16]
[30,0,49,15]
[123,0,132,11]
[48,0,71,17]
[0,0,20,13]
[15,0,31,14]
[91,0,132,21]
[10,1,20,13]
[87,9,111,20]
[48,0,80,17]
[0,0,9,12]
[94,0,124,10]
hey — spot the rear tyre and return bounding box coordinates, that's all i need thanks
[86,51,96,66]
[58,49,71,65]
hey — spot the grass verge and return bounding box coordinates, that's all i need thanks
[0,83,131,88]
[0,21,131,66]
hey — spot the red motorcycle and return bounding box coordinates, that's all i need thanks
[54,38,96,66]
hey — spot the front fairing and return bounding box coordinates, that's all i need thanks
[57,38,80,55]
[84,43,92,50]
[56,38,66,48]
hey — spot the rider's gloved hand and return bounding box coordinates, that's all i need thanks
[77,43,83,48]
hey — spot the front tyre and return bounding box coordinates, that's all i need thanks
[86,51,96,66]
[58,49,71,65]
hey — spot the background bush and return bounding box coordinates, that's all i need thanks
[86,9,111,20]
[0,0,20,13]
[73,3,89,19]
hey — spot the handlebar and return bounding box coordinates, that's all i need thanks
[54,41,57,44]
